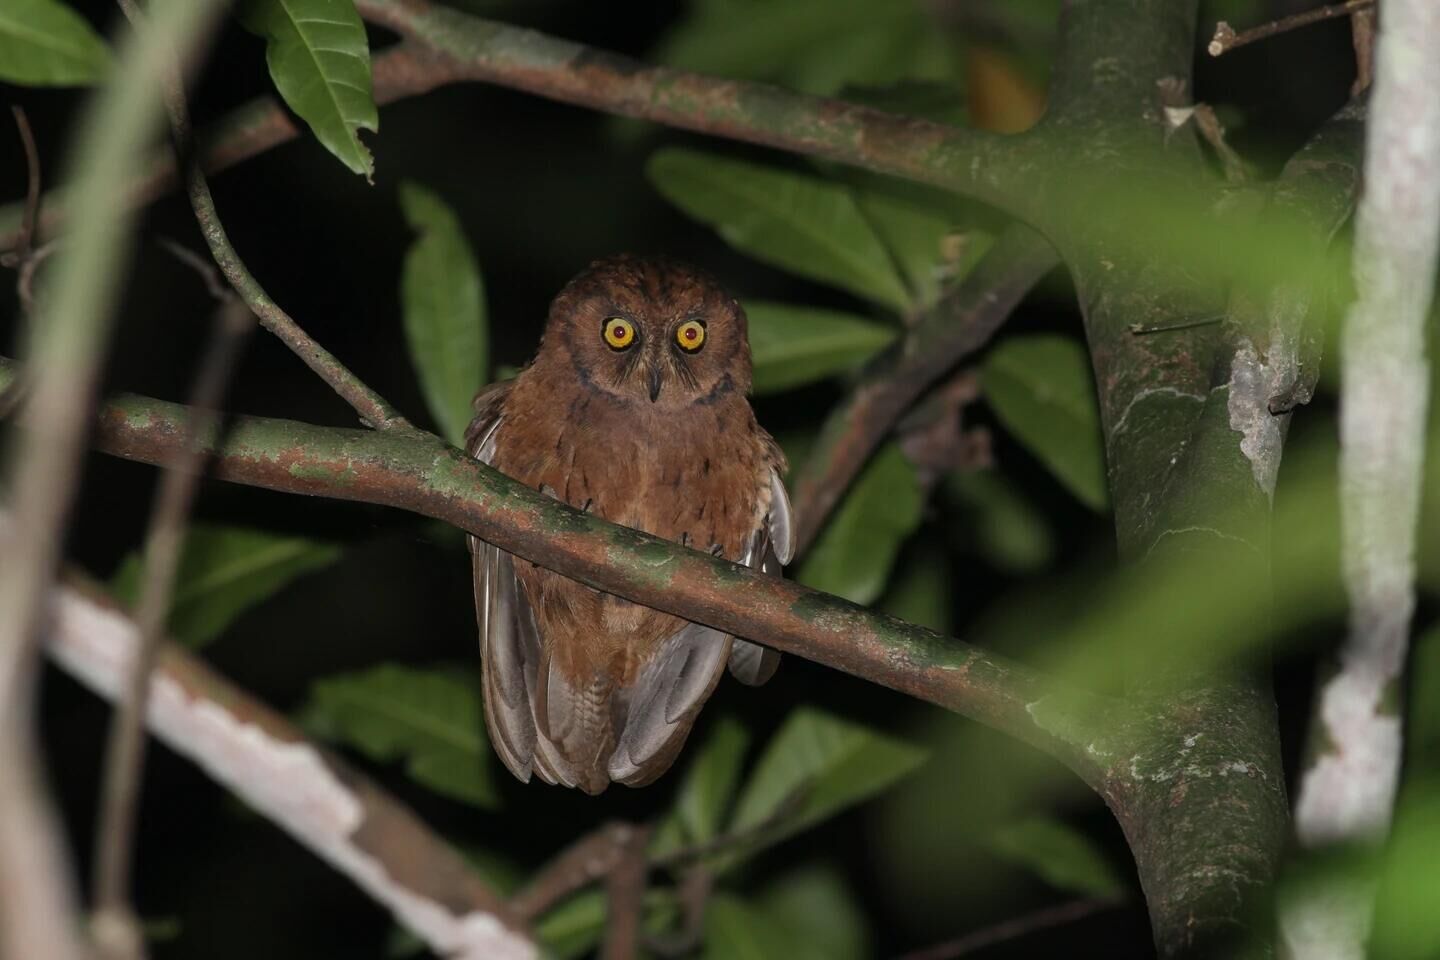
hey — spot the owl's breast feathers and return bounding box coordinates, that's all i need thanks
[466,375,790,794]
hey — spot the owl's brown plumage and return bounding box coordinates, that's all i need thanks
[466,255,791,795]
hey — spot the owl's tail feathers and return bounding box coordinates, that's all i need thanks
[535,624,732,793]
[609,624,732,787]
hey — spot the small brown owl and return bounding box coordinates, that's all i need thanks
[465,255,792,795]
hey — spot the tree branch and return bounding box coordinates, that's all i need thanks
[0,355,1111,790]
[0,6,1039,254]
[790,223,1057,552]
[1284,1,1440,953]
[352,0,1031,215]
[1208,0,1375,58]
[42,573,534,960]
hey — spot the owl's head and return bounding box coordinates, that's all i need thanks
[542,254,752,409]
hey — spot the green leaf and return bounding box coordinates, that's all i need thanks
[675,714,751,846]
[756,863,868,960]
[302,663,499,808]
[536,891,606,960]
[987,817,1127,899]
[398,181,487,445]
[1373,777,1440,960]
[853,190,953,310]
[704,894,796,960]
[655,0,958,96]
[982,334,1109,511]
[703,868,869,960]
[726,706,926,864]
[796,443,924,605]
[1408,624,1440,770]
[945,469,1056,574]
[745,301,895,395]
[647,148,911,312]
[110,524,341,648]
[239,0,378,178]
[0,0,111,86]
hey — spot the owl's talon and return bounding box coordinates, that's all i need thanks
[710,543,724,558]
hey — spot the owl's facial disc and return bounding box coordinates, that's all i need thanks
[547,255,753,408]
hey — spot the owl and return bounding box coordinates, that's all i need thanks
[465,255,792,795]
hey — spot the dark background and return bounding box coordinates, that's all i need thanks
[2,0,1360,956]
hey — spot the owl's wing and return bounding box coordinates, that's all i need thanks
[601,469,792,786]
[727,467,794,686]
[467,384,576,788]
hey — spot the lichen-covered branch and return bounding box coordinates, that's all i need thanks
[0,4,1037,253]
[352,0,1031,215]
[790,223,1058,552]
[42,575,534,960]
[0,355,1109,788]
[1036,2,1349,957]
[1284,2,1440,955]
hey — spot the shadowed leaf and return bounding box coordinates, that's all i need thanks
[797,443,924,604]
[110,524,341,648]
[399,181,487,445]
[654,0,958,96]
[0,0,111,86]
[239,0,378,177]
[945,469,1056,573]
[302,663,499,808]
[756,862,869,960]
[673,714,752,848]
[983,334,1109,510]
[725,706,926,867]
[647,148,912,311]
[988,817,1127,899]
[746,301,895,395]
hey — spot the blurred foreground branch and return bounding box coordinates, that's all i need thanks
[0,4,225,959]
[43,574,534,960]
[1284,1,1440,955]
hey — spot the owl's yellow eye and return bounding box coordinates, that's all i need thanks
[603,317,636,350]
[675,319,706,352]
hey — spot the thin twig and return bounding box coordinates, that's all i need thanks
[0,106,46,421]
[114,0,410,433]
[642,867,711,958]
[1,106,41,267]
[892,897,1118,960]
[155,236,230,301]
[1128,314,1225,335]
[600,825,651,960]
[1192,104,1251,183]
[90,294,252,958]
[1208,0,1375,57]
[1351,6,1377,96]
[510,823,638,922]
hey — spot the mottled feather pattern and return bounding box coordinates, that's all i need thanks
[467,255,790,794]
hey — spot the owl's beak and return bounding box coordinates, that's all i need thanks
[647,365,663,402]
